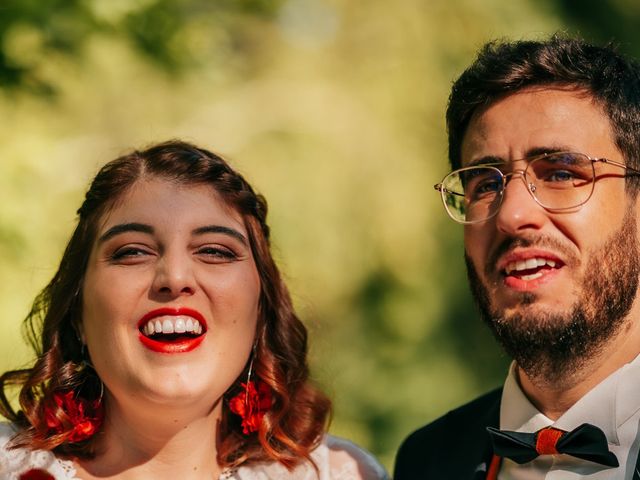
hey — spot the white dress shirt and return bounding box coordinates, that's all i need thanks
[498,355,640,479]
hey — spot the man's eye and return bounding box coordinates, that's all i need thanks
[469,177,502,199]
[545,169,575,182]
[477,179,501,192]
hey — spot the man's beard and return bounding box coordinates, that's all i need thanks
[466,208,640,384]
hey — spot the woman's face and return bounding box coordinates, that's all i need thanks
[81,177,261,416]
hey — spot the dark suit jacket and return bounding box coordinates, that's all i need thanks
[394,388,502,479]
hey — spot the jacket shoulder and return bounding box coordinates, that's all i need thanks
[394,387,502,479]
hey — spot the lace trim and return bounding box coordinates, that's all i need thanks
[1,425,387,480]
[55,457,78,478]
[0,438,79,479]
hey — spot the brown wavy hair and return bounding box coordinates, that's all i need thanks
[0,140,331,469]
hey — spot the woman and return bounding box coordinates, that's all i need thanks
[0,141,388,479]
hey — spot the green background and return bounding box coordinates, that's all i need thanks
[0,0,637,471]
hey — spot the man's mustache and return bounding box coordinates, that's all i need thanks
[483,235,577,277]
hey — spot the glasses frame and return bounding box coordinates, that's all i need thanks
[434,152,640,225]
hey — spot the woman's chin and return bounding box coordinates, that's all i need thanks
[110,381,224,416]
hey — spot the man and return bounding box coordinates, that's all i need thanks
[395,36,640,479]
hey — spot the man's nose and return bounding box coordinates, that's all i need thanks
[494,174,548,235]
[151,252,196,297]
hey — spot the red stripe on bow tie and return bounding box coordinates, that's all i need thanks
[536,427,565,455]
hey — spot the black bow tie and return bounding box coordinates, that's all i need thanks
[487,423,619,467]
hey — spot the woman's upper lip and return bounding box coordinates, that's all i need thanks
[496,248,564,272]
[137,307,208,330]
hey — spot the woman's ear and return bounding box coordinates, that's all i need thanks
[74,319,86,345]
[73,285,86,345]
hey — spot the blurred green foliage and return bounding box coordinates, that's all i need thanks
[0,0,284,94]
[0,0,632,471]
[555,0,640,57]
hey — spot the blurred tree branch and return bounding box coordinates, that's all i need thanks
[0,0,284,95]
[553,0,640,57]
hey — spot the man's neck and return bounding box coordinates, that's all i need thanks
[516,318,640,420]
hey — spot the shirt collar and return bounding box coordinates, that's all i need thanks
[499,354,640,445]
[500,362,553,432]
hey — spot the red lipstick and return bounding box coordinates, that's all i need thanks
[137,307,207,354]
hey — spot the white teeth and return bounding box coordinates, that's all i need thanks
[142,316,205,337]
[174,318,186,333]
[505,257,559,275]
[162,319,174,334]
[521,272,543,281]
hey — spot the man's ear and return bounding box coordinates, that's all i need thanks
[633,192,640,235]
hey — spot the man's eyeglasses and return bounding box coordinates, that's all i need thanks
[434,152,640,224]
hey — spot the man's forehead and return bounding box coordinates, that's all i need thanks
[459,87,614,166]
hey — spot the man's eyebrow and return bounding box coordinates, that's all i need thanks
[524,146,573,158]
[466,146,576,167]
[466,155,505,167]
[193,225,248,245]
[98,223,154,243]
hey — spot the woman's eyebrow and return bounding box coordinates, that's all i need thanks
[98,222,154,243]
[193,225,248,245]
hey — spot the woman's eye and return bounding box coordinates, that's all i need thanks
[110,247,150,261]
[197,246,237,261]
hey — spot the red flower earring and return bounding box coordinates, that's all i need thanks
[229,349,273,434]
[44,349,105,443]
[44,389,104,442]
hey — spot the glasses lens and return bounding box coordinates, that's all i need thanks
[441,166,504,223]
[527,152,595,210]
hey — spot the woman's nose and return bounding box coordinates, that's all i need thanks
[151,252,196,297]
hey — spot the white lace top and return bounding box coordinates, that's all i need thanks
[0,423,389,479]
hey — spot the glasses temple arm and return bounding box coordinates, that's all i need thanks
[598,158,640,176]
[434,184,465,197]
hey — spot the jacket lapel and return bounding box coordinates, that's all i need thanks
[472,393,501,479]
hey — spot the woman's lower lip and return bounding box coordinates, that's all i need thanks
[138,332,205,353]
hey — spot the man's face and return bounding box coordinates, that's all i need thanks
[462,87,640,378]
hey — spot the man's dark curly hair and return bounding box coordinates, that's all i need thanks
[447,35,640,191]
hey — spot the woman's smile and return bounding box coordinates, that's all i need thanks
[137,307,208,354]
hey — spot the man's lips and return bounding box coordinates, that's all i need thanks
[496,249,565,287]
[137,307,207,354]
[498,249,564,273]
